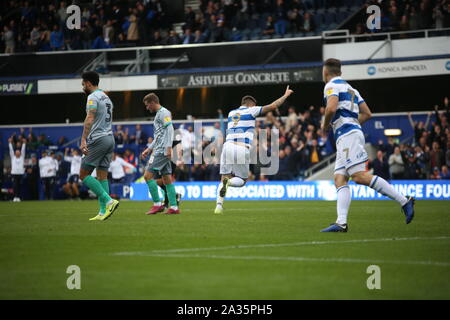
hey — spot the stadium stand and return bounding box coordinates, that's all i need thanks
[1,0,369,53]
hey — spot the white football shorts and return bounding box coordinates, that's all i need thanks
[334,130,368,177]
[219,141,250,179]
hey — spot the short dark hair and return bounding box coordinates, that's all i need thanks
[241,95,257,105]
[82,71,100,86]
[143,93,159,104]
[323,58,342,76]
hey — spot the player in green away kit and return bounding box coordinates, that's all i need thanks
[79,71,120,221]
[140,93,180,214]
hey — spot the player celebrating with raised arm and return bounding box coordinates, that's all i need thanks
[320,58,415,232]
[214,86,294,214]
[78,71,120,221]
[141,93,180,215]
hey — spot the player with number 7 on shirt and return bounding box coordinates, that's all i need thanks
[320,58,415,232]
[78,71,120,221]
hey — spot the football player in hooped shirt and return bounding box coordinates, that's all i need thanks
[320,58,415,232]
[214,86,294,214]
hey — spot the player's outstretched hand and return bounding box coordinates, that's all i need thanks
[284,85,294,97]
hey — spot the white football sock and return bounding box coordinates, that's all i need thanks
[370,176,408,206]
[336,185,351,225]
[216,183,224,207]
[154,202,162,206]
[229,177,245,187]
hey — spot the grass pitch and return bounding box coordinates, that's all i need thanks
[0,199,449,299]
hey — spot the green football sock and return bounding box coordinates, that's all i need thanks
[165,183,177,207]
[146,179,160,203]
[98,180,109,213]
[82,176,112,205]
[160,183,167,204]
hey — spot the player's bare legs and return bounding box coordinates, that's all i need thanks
[215,174,248,214]
[351,170,415,223]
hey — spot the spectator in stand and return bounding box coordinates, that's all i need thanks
[193,30,206,43]
[151,30,165,46]
[181,28,195,44]
[50,25,64,51]
[1,25,15,53]
[109,152,136,184]
[185,6,196,30]
[8,137,26,202]
[39,150,57,200]
[308,139,322,165]
[130,124,147,145]
[26,155,39,200]
[274,0,288,36]
[167,30,181,45]
[62,148,82,200]
[389,146,405,179]
[127,9,139,43]
[123,149,137,173]
[429,141,444,169]
[404,151,421,179]
[408,112,431,144]
[275,149,292,180]
[301,12,315,33]
[440,164,450,179]
[371,150,390,180]
[114,125,128,144]
[263,16,276,36]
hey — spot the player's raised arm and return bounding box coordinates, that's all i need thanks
[358,101,372,125]
[321,95,338,132]
[261,85,294,115]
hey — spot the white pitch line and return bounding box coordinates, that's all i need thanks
[113,236,450,255]
[113,252,450,267]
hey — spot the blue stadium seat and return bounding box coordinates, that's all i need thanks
[336,10,349,24]
[313,13,324,26]
[327,23,338,30]
[251,28,262,36]
[304,0,315,10]
[344,0,354,8]
[323,12,336,25]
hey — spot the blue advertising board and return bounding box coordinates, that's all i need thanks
[129,180,450,201]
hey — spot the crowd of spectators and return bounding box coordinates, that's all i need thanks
[370,98,450,181]
[354,0,450,36]
[1,1,449,54]
[1,0,369,54]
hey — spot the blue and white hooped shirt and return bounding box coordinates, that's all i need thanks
[226,106,262,147]
[323,76,365,143]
